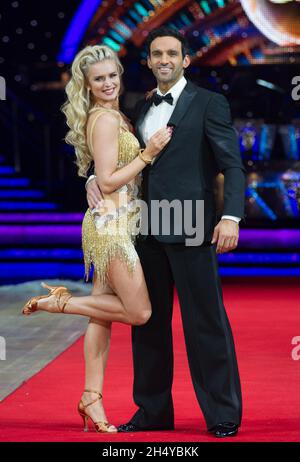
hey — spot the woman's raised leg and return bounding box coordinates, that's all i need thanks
[33,258,152,326]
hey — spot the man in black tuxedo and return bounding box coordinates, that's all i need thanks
[86,27,246,438]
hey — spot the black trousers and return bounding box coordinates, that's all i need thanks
[131,236,242,430]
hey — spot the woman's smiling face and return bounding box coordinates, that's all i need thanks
[86,60,120,105]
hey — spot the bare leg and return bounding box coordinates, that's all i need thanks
[80,275,116,431]
[23,257,152,432]
[37,259,152,325]
[74,260,151,431]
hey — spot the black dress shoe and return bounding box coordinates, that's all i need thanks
[117,422,143,433]
[210,422,238,438]
[117,422,174,433]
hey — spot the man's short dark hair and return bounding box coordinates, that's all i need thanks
[145,27,190,58]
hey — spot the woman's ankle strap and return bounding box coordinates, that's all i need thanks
[84,389,102,398]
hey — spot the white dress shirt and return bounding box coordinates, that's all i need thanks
[140,76,240,224]
[140,75,188,144]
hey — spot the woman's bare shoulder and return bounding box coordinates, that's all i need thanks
[87,108,120,132]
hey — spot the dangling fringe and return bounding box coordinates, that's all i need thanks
[82,209,139,286]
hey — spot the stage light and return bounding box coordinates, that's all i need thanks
[135,3,149,17]
[129,9,141,22]
[257,79,276,90]
[11,1,19,7]
[200,1,211,14]
[256,79,285,93]
[27,43,35,49]
[57,0,102,63]
[114,22,132,38]
[30,20,38,27]
[102,37,121,51]
[269,1,300,3]
[16,28,23,34]
[240,0,300,45]
[58,12,65,19]
[109,30,125,44]
[180,13,192,26]
[246,188,278,220]
[41,55,48,62]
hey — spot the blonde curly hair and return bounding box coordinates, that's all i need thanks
[61,45,124,177]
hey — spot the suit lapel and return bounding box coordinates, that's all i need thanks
[153,81,198,166]
[135,99,152,148]
[167,81,197,129]
[134,81,198,162]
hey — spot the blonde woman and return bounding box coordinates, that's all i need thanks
[22,45,172,433]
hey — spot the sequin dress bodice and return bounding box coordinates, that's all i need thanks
[82,108,142,284]
[117,130,141,167]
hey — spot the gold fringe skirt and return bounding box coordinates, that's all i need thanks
[82,208,140,286]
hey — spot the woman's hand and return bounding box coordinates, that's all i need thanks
[145,88,156,101]
[144,127,173,159]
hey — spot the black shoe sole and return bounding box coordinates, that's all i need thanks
[214,431,238,438]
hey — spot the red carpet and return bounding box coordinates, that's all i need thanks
[1,280,300,442]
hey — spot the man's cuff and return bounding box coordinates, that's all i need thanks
[221,215,241,223]
[85,174,97,190]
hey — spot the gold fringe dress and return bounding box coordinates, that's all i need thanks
[82,108,142,285]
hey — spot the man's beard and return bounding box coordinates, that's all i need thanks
[154,67,182,85]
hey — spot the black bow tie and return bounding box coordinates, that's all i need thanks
[152,92,173,106]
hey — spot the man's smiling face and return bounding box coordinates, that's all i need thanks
[147,36,190,88]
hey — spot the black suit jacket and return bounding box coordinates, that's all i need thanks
[132,80,246,244]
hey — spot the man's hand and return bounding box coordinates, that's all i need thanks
[86,177,103,209]
[211,219,239,254]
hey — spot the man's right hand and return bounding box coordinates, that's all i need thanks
[86,177,103,209]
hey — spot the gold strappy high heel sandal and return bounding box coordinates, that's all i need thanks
[22,282,72,316]
[78,389,117,433]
